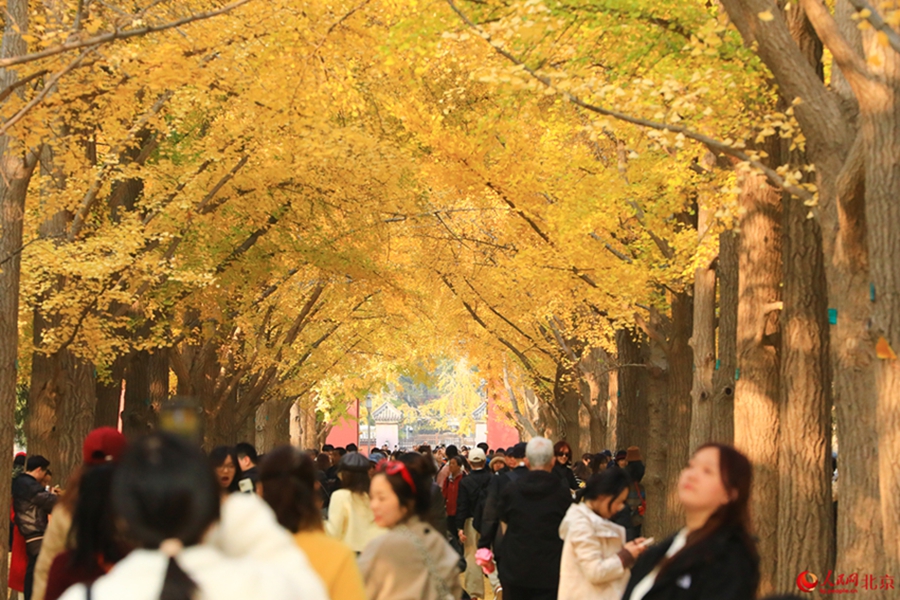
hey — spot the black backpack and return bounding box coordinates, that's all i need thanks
[472,473,493,533]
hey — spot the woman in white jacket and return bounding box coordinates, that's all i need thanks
[558,468,648,600]
[60,433,327,600]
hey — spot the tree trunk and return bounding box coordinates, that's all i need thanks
[861,37,900,580]
[0,0,36,572]
[553,361,582,453]
[255,398,292,454]
[94,357,125,429]
[122,350,167,438]
[578,347,610,452]
[642,338,668,542]
[615,329,648,452]
[733,170,782,596]
[664,291,693,535]
[777,190,834,591]
[689,250,717,452]
[710,230,738,444]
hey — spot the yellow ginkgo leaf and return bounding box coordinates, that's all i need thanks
[758,11,775,22]
[876,336,898,360]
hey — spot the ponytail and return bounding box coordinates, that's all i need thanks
[159,556,198,600]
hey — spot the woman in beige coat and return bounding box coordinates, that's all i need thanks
[358,452,461,600]
[558,469,647,600]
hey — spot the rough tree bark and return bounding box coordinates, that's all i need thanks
[0,0,38,587]
[710,230,737,445]
[734,169,782,596]
[777,191,835,590]
[614,329,648,452]
[663,291,694,535]
[688,248,717,454]
[255,398,293,454]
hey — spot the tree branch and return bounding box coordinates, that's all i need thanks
[446,0,817,202]
[0,0,256,68]
[844,0,900,56]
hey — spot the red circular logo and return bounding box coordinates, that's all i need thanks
[796,571,818,593]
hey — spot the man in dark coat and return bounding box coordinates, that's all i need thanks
[495,438,572,600]
[12,455,58,600]
[477,442,528,552]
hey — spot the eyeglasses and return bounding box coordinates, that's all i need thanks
[377,460,417,494]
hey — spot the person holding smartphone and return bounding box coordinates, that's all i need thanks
[558,469,648,600]
[622,444,760,600]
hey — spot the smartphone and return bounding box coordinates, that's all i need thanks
[238,478,255,494]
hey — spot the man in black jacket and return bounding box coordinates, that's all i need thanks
[496,437,572,600]
[456,448,493,599]
[12,455,58,600]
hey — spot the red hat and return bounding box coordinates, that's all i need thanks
[83,427,127,465]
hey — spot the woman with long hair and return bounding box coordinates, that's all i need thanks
[559,469,647,600]
[553,441,579,492]
[622,443,760,600]
[258,446,365,600]
[324,452,385,552]
[209,446,241,495]
[359,452,462,600]
[44,465,126,600]
[59,433,327,600]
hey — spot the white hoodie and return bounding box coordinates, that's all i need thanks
[60,493,327,600]
[557,502,631,600]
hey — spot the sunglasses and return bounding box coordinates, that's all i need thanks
[377,460,417,494]
[556,452,571,458]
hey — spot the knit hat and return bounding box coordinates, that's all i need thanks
[83,427,128,465]
[626,446,643,462]
[510,442,527,459]
[338,451,371,473]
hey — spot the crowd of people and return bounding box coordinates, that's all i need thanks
[6,429,811,600]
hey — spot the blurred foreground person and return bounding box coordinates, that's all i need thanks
[558,469,646,600]
[622,443,759,600]
[59,433,327,600]
[33,427,127,600]
[359,453,462,600]
[44,465,125,600]
[259,446,365,600]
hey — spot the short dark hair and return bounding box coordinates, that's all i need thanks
[322,444,334,453]
[448,456,464,468]
[113,433,220,600]
[477,442,489,452]
[26,455,50,472]
[445,445,459,458]
[234,442,258,465]
[346,443,358,452]
[579,468,631,513]
[259,446,321,533]
[336,447,347,456]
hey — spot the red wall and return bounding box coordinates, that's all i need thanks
[487,400,520,450]
[326,398,360,449]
